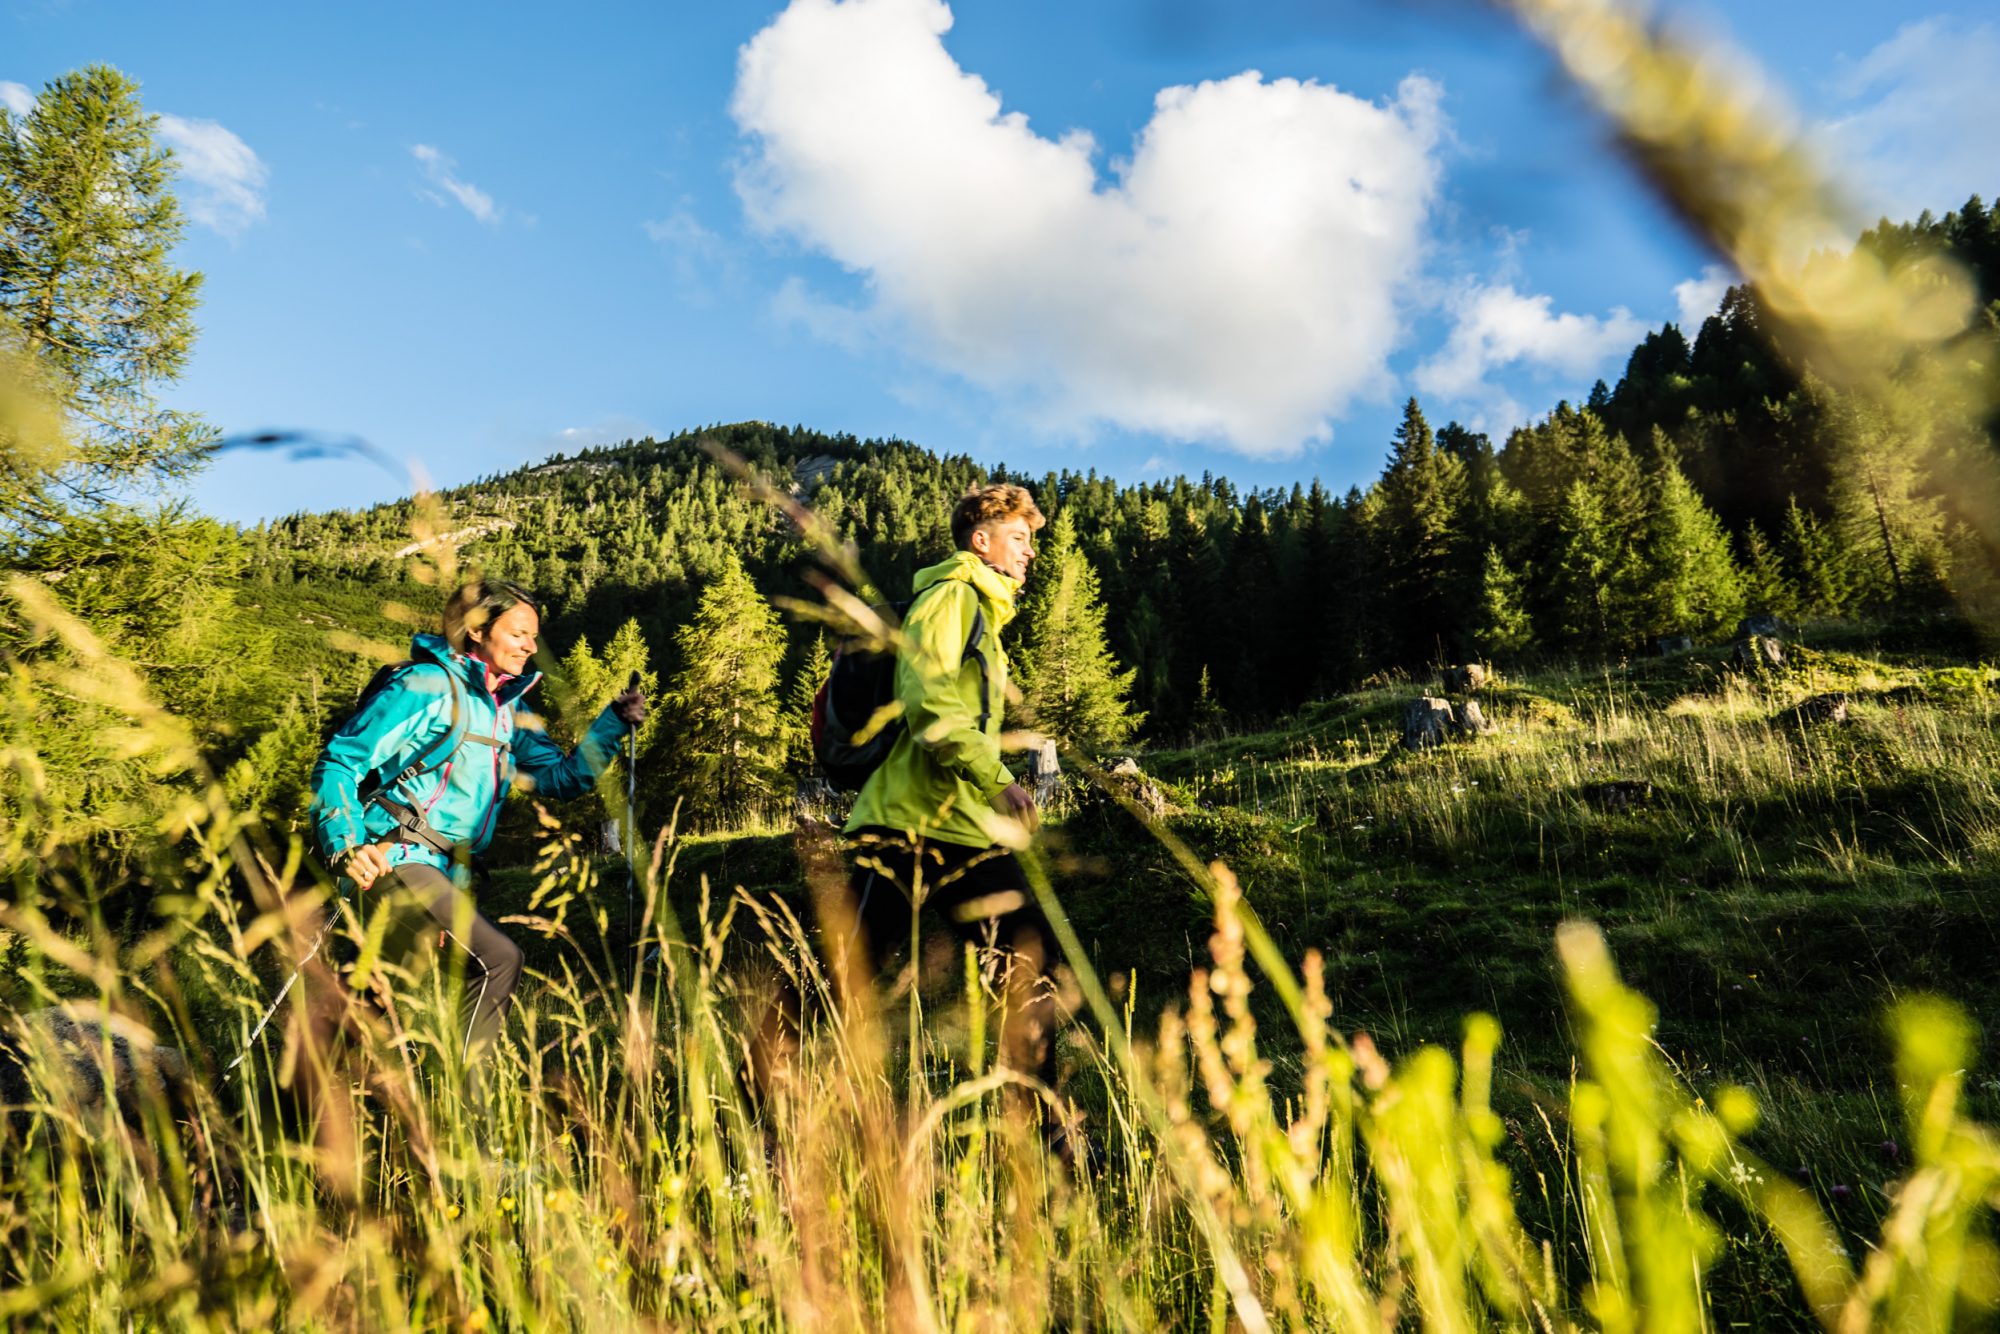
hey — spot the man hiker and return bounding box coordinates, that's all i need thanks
[839,483,1067,1130]
[308,579,645,1060]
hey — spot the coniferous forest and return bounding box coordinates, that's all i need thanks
[16,49,2000,1331]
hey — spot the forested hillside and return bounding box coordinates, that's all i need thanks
[243,194,2000,743]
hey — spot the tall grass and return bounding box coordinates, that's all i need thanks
[4,575,2000,1328]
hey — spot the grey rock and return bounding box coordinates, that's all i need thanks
[1102,756,1173,820]
[1403,697,1457,751]
[1737,613,1787,639]
[1656,635,1694,655]
[0,1007,191,1116]
[1440,663,1489,693]
[1784,692,1850,727]
[1457,698,1498,737]
[1580,780,1654,812]
[1733,635,1785,670]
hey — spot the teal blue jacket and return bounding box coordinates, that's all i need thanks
[309,633,631,874]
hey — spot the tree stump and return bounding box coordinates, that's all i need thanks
[1737,613,1786,639]
[1026,739,1062,806]
[1103,756,1172,819]
[1403,697,1457,751]
[1655,635,1694,655]
[1457,698,1497,737]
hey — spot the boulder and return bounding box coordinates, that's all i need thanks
[1737,613,1787,639]
[1783,692,1850,727]
[1101,756,1174,820]
[1403,697,1457,751]
[1580,780,1654,812]
[0,1007,192,1118]
[1733,634,1785,670]
[1655,635,1694,655]
[793,776,845,822]
[1457,698,1498,737]
[1440,663,1489,693]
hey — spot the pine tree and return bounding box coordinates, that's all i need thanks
[1468,546,1533,657]
[785,632,831,775]
[1,67,212,533]
[1638,459,1745,639]
[1779,497,1852,617]
[1736,522,1796,621]
[1015,510,1144,752]
[1375,397,1468,665]
[659,554,788,830]
[1549,480,1617,652]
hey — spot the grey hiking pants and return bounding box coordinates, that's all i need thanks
[379,861,524,1059]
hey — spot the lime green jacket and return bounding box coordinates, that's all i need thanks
[844,552,1021,849]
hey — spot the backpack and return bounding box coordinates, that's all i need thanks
[342,660,498,856]
[810,590,989,792]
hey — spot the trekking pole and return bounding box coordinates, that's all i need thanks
[226,908,336,1074]
[625,669,640,952]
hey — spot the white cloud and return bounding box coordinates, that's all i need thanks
[0,81,33,117]
[1673,264,1734,330]
[411,143,500,224]
[1818,17,2000,222]
[644,207,737,298]
[731,0,1446,457]
[157,114,268,237]
[1413,282,1645,423]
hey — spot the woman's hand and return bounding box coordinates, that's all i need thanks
[336,842,394,890]
[613,687,647,727]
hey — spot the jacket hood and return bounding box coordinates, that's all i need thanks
[410,631,541,705]
[912,551,1021,624]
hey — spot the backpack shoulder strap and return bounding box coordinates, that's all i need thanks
[367,661,469,795]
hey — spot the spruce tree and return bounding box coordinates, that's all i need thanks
[1780,497,1852,617]
[1015,510,1144,752]
[1375,397,1468,665]
[1549,480,1616,652]
[1468,545,1533,657]
[659,554,788,830]
[785,632,831,775]
[1638,459,1745,639]
[1736,522,1796,621]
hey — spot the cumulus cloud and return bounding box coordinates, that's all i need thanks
[731,0,1446,457]
[157,114,268,237]
[1413,282,1645,425]
[0,81,33,117]
[1674,263,1734,331]
[412,143,500,224]
[1819,17,2000,222]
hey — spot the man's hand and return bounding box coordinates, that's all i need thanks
[336,842,394,891]
[612,686,647,727]
[994,782,1039,835]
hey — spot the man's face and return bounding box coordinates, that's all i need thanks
[973,516,1037,583]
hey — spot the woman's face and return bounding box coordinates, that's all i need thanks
[469,601,540,676]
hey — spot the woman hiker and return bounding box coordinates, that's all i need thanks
[308,579,645,1060]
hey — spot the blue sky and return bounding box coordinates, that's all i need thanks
[5,0,1996,524]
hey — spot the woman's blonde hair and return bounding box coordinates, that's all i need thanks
[442,579,541,653]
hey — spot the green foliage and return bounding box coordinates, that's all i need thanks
[1467,543,1532,657]
[0,66,211,532]
[1015,510,1143,752]
[657,552,788,830]
[1639,458,1745,639]
[784,631,831,774]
